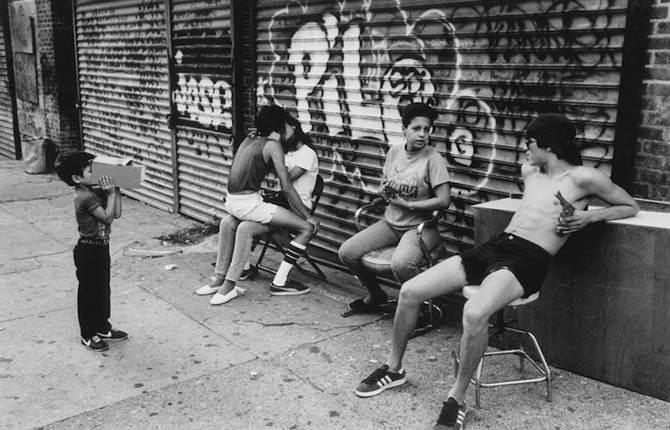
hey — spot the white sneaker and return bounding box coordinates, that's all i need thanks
[210,286,247,305]
[195,284,220,295]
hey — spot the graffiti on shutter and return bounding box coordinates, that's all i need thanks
[171,0,234,221]
[256,0,627,258]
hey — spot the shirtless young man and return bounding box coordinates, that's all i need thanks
[353,113,639,429]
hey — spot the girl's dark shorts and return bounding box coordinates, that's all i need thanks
[460,233,551,298]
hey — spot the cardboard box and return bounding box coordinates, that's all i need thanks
[91,156,144,189]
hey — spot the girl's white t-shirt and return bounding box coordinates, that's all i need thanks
[285,145,318,209]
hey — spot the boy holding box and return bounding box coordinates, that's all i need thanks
[55,151,128,351]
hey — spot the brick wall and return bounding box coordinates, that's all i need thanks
[36,0,80,152]
[634,0,670,201]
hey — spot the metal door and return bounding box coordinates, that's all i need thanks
[255,0,630,260]
[169,0,234,221]
[0,4,18,159]
[74,0,174,210]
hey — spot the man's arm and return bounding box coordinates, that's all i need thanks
[557,167,639,234]
[264,140,312,220]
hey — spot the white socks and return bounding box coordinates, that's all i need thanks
[272,240,306,286]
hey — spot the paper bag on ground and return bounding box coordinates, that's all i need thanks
[91,156,144,189]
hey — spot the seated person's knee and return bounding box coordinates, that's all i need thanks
[220,215,235,230]
[301,219,315,237]
[391,258,417,283]
[338,238,356,264]
[398,280,424,306]
[462,301,490,332]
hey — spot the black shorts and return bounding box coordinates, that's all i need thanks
[460,233,551,298]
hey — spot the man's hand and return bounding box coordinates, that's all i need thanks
[556,210,593,235]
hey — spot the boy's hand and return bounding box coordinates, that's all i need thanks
[98,176,116,193]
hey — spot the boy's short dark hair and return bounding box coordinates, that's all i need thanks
[54,151,95,186]
[401,102,437,128]
[255,105,289,137]
[526,113,582,166]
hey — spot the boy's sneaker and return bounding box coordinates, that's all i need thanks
[81,335,109,352]
[239,265,258,281]
[96,328,128,341]
[354,364,406,397]
[433,397,467,430]
[270,279,310,296]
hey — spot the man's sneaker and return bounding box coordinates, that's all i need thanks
[81,335,109,352]
[433,397,467,430]
[239,265,258,281]
[96,328,128,341]
[354,364,406,397]
[270,279,310,296]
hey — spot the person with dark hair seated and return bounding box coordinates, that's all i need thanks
[338,102,451,314]
[353,113,639,430]
[195,105,319,305]
[238,113,320,279]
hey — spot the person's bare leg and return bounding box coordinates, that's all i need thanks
[386,256,468,372]
[208,215,240,289]
[447,269,524,404]
[267,206,314,245]
[216,221,273,295]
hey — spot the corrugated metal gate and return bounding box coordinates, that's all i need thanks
[0,18,16,159]
[255,0,630,261]
[169,0,234,221]
[74,0,173,211]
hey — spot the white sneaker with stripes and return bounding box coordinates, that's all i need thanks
[354,364,406,397]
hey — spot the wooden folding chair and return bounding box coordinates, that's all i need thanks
[252,174,327,280]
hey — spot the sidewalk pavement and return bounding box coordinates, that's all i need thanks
[1,158,669,430]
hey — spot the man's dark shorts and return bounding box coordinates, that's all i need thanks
[459,233,551,298]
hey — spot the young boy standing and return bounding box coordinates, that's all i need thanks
[55,151,128,351]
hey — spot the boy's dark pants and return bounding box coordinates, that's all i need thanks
[74,240,112,339]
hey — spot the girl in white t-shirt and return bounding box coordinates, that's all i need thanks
[283,115,319,210]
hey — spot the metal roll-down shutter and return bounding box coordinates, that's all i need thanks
[256,0,629,261]
[74,0,173,210]
[170,0,234,221]
[0,19,16,159]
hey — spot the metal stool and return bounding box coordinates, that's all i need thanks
[359,246,443,336]
[454,285,552,409]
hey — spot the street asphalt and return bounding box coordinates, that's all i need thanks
[1,158,669,430]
